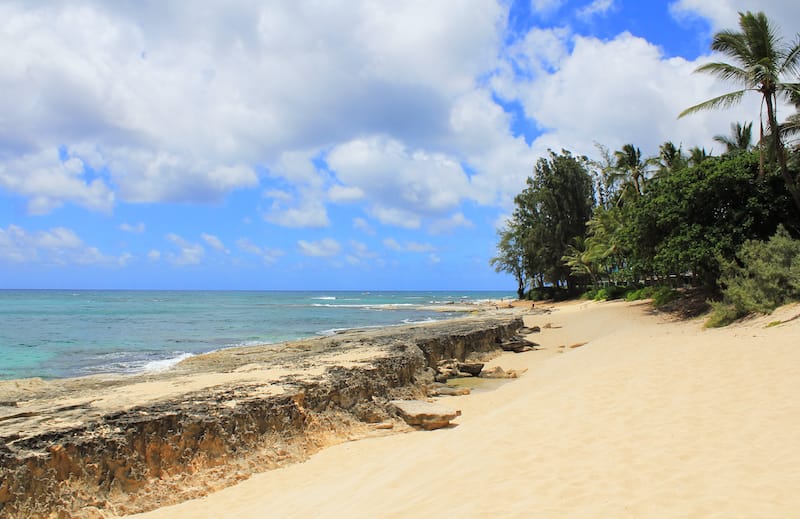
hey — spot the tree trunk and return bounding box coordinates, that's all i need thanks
[765,93,800,211]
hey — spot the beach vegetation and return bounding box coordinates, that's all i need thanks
[498,149,594,294]
[679,10,800,211]
[495,11,800,321]
[713,226,800,318]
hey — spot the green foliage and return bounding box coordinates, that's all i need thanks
[704,302,747,328]
[625,286,651,301]
[625,152,796,286]
[585,285,628,301]
[491,221,529,299]
[508,149,595,291]
[717,225,800,315]
[652,287,680,307]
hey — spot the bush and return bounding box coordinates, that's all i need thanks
[592,285,627,301]
[624,285,659,301]
[718,225,800,315]
[705,301,747,328]
[652,287,680,307]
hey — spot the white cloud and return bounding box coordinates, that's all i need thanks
[262,189,330,228]
[201,233,228,254]
[327,136,475,227]
[430,212,474,234]
[353,217,376,235]
[328,185,365,203]
[236,238,283,264]
[669,1,800,32]
[345,240,381,266]
[0,224,120,265]
[147,249,161,261]
[165,233,204,266]
[501,30,764,158]
[0,1,504,214]
[297,238,341,257]
[383,238,437,253]
[531,0,565,15]
[577,0,615,21]
[119,222,145,233]
[0,148,114,215]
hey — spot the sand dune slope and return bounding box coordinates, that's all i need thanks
[137,300,800,518]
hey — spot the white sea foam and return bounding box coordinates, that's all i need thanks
[142,352,195,372]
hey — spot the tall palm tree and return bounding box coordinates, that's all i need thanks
[613,144,648,197]
[679,11,800,209]
[713,121,753,153]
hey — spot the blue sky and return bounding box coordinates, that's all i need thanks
[1,0,799,290]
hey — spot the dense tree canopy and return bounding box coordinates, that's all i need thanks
[494,11,800,303]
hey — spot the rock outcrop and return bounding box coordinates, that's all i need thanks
[0,314,522,518]
[389,400,461,430]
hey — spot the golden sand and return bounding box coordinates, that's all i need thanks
[136,300,800,518]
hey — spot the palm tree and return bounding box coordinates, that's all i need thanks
[679,11,800,209]
[687,146,709,166]
[657,141,686,176]
[713,122,753,153]
[613,144,648,197]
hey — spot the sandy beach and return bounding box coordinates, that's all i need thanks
[135,299,800,518]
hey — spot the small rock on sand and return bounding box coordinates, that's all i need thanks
[389,400,461,430]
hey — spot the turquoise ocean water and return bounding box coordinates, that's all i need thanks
[0,290,513,380]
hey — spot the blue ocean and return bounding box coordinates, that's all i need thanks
[0,290,513,380]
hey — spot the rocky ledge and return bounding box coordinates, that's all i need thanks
[0,313,523,518]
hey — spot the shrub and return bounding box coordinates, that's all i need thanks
[705,301,747,328]
[591,285,627,301]
[652,287,680,307]
[582,288,597,300]
[718,225,800,315]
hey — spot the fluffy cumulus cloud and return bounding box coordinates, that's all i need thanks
[0,225,122,265]
[497,29,763,158]
[669,0,800,32]
[326,136,476,228]
[0,0,505,218]
[3,0,800,278]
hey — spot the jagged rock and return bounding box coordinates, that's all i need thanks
[352,402,389,423]
[500,339,534,353]
[434,359,484,381]
[519,326,541,334]
[0,315,522,516]
[389,400,461,430]
[457,362,484,377]
[426,383,471,397]
[480,366,526,379]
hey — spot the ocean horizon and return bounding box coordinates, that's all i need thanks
[0,289,514,381]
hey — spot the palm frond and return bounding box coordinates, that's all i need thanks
[694,62,749,83]
[678,90,747,118]
[710,30,750,61]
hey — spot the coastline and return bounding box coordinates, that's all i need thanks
[136,299,800,518]
[0,305,527,517]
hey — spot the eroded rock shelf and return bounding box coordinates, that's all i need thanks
[0,314,523,518]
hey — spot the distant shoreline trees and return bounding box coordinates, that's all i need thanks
[493,11,800,312]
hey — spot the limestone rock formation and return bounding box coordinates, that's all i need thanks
[389,400,461,430]
[0,315,523,517]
